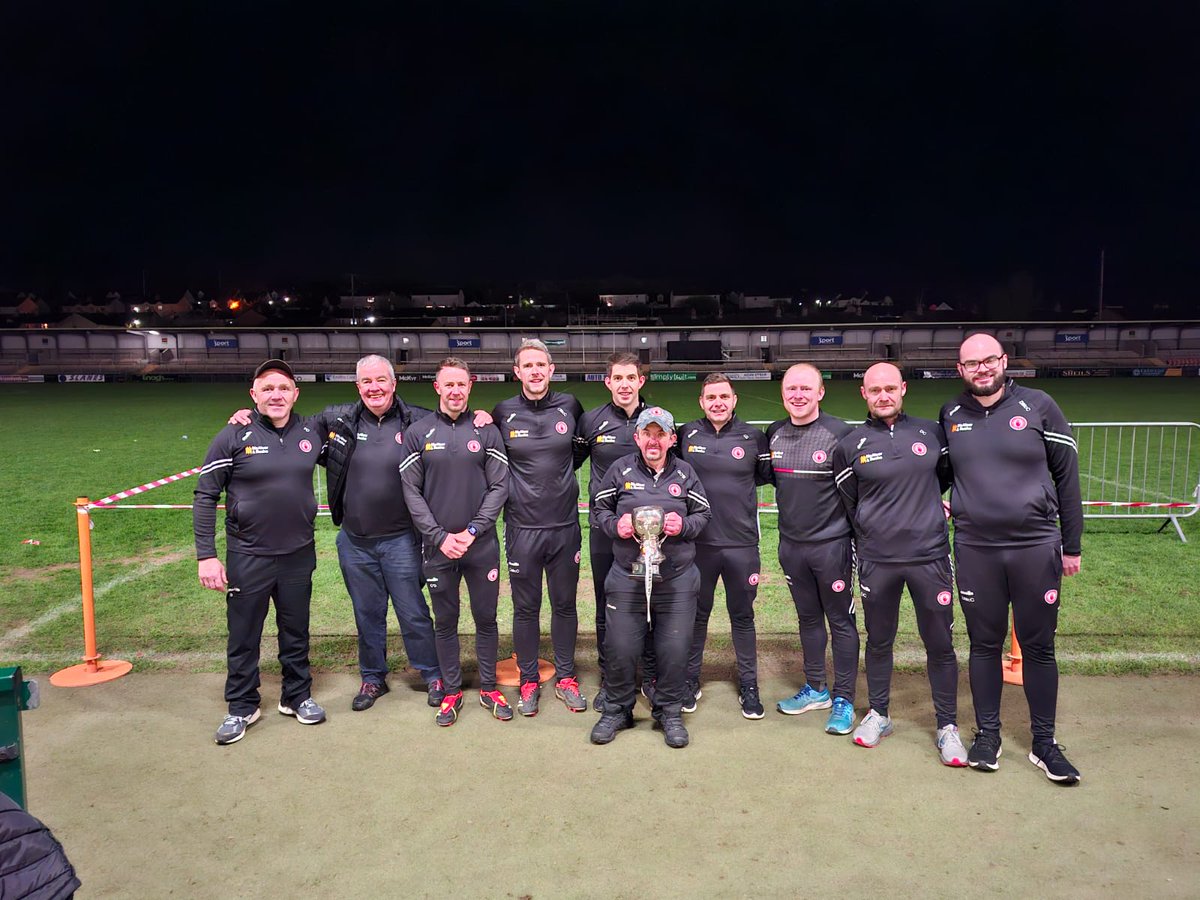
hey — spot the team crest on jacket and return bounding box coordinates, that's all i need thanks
[668,482,682,497]
[1044,589,1058,604]
[748,573,760,586]
[831,579,846,592]
[911,442,927,456]
[731,446,745,459]
[299,440,313,453]
[395,433,404,444]
[487,568,499,582]
[937,590,952,606]
[1010,416,1028,431]
[812,450,827,464]
[467,440,481,453]
[555,421,569,434]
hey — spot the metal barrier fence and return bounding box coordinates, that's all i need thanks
[746,420,1200,543]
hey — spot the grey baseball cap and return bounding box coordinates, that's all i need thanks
[635,406,675,432]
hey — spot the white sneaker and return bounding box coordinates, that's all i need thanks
[852,708,893,748]
[937,724,968,767]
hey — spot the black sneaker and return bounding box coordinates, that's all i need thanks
[640,680,657,708]
[656,715,690,749]
[593,685,610,714]
[435,691,463,727]
[352,681,389,712]
[681,680,700,714]
[1029,741,1081,785]
[426,678,446,708]
[739,683,765,720]
[968,730,1003,771]
[590,711,634,744]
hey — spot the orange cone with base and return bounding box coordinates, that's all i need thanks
[50,499,133,687]
[1001,612,1023,685]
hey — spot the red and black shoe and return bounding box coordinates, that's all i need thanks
[435,691,464,727]
[479,689,514,721]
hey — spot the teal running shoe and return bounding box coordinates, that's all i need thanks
[825,697,856,735]
[776,684,832,716]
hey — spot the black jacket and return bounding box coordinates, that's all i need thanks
[0,791,80,900]
[320,396,431,528]
[677,416,773,547]
[491,390,587,528]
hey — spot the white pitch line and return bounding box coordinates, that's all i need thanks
[0,556,185,651]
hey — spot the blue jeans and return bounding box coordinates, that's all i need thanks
[336,529,441,685]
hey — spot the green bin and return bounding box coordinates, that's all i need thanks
[0,666,40,809]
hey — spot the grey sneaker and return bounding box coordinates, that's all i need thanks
[278,697,326,725]
[937,724,969,767]
[215,708,260,745]
[852,709,894,748]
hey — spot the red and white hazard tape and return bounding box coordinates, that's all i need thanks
[91,467,203,508]
[1083,501,1196,508]
[93,504,332,512]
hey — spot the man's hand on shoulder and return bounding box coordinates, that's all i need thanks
[472,410,493,427]
[228,408,252,426]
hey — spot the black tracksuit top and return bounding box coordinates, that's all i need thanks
[576,399,649,503]
[321,397,432,537]
[766,411,855,544]
[939,380,1083,555]
[832,413,952,564]
[398,409,510,552]
[193,411,321,559]
[677,416,773,548]
[591,453,712,583]
[491,390,587,529]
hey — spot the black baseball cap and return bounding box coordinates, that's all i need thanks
[253,358,295,381]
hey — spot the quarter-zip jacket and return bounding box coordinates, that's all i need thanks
[491,390,587,528]
[766,411,855,544]
[577,399,649,503]
[591,453,711,582]
[833,413,951,563]
[939,380,1083,554]
[677,415,773,547]
[398,409,509,553]
[194,411,321,559]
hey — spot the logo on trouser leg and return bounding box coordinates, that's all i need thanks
[1044,589,1058,604]
[831,579,846,592]
[937,590,952,606]
[488,568,499,581]
[958,589,974,603]
[574,550,582,564]
[748,573,759,585]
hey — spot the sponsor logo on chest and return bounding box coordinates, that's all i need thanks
[624,481,647,491]
[858,452,884,464]
[950,423,973,433]
[245,445,270,455]
[509,429,531,439]
[424,441,447,451]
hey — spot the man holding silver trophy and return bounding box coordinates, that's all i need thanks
[589,407,712,749]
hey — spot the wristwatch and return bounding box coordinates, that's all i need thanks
[466,524,478,537]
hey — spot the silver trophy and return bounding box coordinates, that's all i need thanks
[632,506,666,581]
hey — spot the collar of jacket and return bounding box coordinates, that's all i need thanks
[609,398,647,421]
[354,397,407,425]
[434,407,472,426]
[251,409,296,434]
[698,414,744,435]
[517,390,556,410]
[864,412,908,430]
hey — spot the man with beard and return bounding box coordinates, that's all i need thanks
[768,364,859,737]
[589,407,711,749]
[832,363,966,765]
[491,339,589,716]
[677,374,773,719]
[941,333,1083,784]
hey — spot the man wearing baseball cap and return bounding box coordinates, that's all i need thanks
[589,406,711,749]
[195,358,326,745]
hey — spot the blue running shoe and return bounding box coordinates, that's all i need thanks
[825,697,856,735]
[776,684,832,716]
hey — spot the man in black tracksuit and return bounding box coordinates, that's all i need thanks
[400,358,511,727]
[589,406,711,749]
[195,358,326,745]
[576,351,653,710]
[832,362,966,766]
[941,333,1083,784]
[322,355,444,713]
[492,339,589,716]
[677,374,773,719]
[768,363,859,737]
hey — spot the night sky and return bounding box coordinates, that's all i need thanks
[3,3,1197,313]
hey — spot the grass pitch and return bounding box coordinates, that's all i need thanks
[0,377,1197,674]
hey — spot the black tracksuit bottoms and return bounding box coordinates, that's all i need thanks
[224,545,316,717]
[506,522,582,684]
[602,565,698,719]
[590,529,656,686]
[689,544,760,687]
[778,535,859,702]
[859,556,958,727]
[423,533,501,694]
[955,541,1062,742]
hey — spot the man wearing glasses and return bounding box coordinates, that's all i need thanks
[940,333,1084,785]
